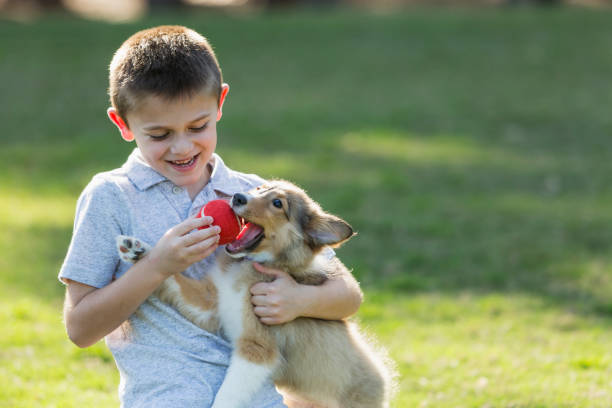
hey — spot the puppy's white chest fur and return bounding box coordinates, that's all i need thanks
[210,263,248,343]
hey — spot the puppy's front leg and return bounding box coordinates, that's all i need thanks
[116,235,151,263]
[212,347,279,408]
[212,331,281,408]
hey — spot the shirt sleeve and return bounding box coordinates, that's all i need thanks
[237,172,268,191]
[58,176,127,288]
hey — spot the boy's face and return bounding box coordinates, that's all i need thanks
[123,89,221,196]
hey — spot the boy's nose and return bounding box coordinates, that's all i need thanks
[170,134,194,155]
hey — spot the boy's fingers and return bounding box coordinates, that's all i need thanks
[173,216,214,236]
[253,305,273,317]
[251,294,268,306]
[253,262,286,279]
[182,225,220,247]
[250,282,270,296]
[187,235,219,255]
[187,236,219,257]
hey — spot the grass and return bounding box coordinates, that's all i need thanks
[2,5,612,407]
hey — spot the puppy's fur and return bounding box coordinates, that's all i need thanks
[118,180,395,408]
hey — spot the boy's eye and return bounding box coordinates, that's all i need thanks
[148,132,169,140]
[272,199,283,209]
[190,123,208,132]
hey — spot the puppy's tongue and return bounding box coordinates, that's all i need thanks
[226,222,264,253]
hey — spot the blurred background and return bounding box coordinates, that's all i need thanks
[2,1,612,407]
[1,0,611,22]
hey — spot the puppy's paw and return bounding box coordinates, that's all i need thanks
[116,235,151,263]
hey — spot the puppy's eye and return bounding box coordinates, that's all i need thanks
[272,199,283,209]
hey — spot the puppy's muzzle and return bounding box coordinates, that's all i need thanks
[232,193,248,207]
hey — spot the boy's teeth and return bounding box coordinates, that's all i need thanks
[173,157,193,164]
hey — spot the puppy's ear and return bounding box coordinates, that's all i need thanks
[305,213,354,249]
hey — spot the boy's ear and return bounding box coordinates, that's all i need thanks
[107,108,134,142]
[216,83,230,122]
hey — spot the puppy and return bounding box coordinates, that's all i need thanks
[118,180,395,408]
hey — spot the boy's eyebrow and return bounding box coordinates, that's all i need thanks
[142,113,211,131]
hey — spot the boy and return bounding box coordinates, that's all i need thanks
[59,25,363,408]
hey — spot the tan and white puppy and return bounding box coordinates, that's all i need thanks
[118,180,395,408]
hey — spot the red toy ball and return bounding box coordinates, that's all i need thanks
[196,199,242,245]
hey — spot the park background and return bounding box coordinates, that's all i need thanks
[2,0,612,406]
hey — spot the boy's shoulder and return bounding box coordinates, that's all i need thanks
[81,167,130,196]
[74,169,130,220]
[81,148,156,197]
[75,154,143,210]
[210,154,267,194]
[225,167,266,189]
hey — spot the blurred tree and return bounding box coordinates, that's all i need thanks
[148,0,183,6]
[1,0,62,9]
[506,0,561,5]
[261,0,339,6]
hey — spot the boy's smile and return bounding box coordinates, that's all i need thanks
[117,88,225,200]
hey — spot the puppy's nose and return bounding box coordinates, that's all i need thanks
[232,193,248,207]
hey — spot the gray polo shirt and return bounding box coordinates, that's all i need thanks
[59,148,286,408]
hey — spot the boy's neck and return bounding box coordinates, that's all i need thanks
[186,161,213,201]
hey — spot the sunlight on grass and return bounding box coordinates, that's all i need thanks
[360,290,612,407]
[0,189,75,228]
[466,191,612,224]
[0,186,117,406]
[338,129,556,171]
[0,140,129,196]
[0,189,76,300]
[0,294,118,407]
[218,148,313,181]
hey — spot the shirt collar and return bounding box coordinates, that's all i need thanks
[207,154,246,197]
[123,148,166,191]
[124,148,245,196]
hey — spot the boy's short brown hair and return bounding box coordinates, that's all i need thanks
[109,25,222,125]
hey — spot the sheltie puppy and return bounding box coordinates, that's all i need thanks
[118,180,395,408]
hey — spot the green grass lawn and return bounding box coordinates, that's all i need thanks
[2,5,612,407]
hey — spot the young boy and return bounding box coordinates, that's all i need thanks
[59,26,362,408]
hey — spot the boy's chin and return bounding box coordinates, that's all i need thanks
[168,173,203,186]
[166,170,210,193]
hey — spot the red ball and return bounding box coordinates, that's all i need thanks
[197,199,242,245]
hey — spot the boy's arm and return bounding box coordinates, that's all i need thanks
[64,216,220,348]
[64,255,170,348]
[250,258,363,325]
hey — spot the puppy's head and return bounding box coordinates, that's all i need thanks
[225,180,354,266]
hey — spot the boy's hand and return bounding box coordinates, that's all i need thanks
[250,262,305,325]
[148,216,220,278]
